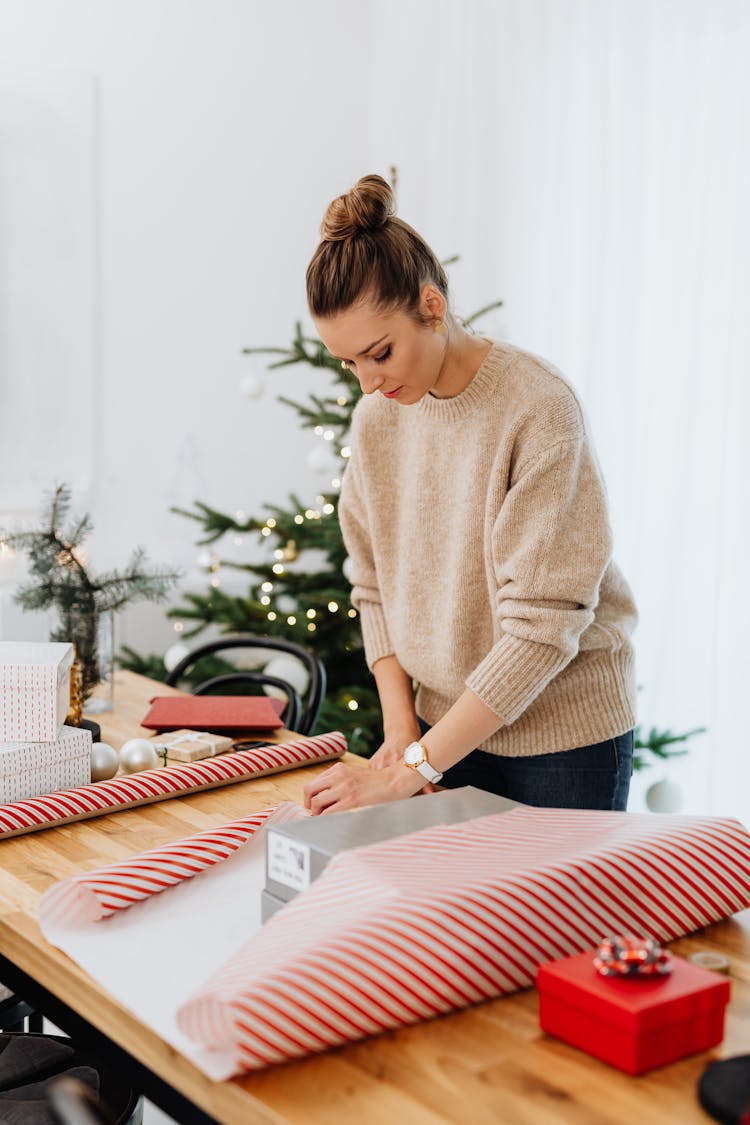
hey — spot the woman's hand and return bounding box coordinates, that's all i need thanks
[368,725,421,771]
[368,726,438,794]
[303,759,422,816]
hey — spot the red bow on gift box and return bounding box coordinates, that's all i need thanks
[593,934,673,978]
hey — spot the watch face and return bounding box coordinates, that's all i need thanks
[404,744,424,766]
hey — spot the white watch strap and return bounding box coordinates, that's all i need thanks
[416,758,443,784]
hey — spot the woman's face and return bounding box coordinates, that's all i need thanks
[313,294,448,405]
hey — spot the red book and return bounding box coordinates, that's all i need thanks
[537,948,730,1074]
[142,695,284,734]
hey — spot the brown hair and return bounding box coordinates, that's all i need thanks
[306,174,449,322]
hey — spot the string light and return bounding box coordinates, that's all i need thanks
[331,478,341,489]
[314,426,323,436]
[287,615,297,626]
[267,611,277,621]
[328,601,338,612]
[337,396,348,406]
[173,622,184,633]
[307,623,316,633]
[306,609,316,619]
[348,609,357,618]
[260,596,271,606]
[261,581,273,593]
[235,510,246,521]
[267,518,277,528]
[211,577,221,588]
[316,495,325,504]
[340,446,351,458]
[272,563,285,575]
[347,700,359,711]
[273,549,284,560]
[294,514,304,525]
[322,503,335,515]
[323,430,335,441]
[261,527,272,537]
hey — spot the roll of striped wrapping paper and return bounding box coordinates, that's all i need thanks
[40,801,304,926]
[0,731,345,838]
[175,808,750,1072]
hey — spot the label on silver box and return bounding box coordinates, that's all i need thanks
[267,832,311,892]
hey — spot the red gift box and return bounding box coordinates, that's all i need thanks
[537,947,730,1074]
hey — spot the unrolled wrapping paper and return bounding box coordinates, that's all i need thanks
[38,803,750,1078]
[0,730,345,838]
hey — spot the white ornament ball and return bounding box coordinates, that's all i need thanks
[342,555,354,583]
[90,741,119,782]
[275,595,297,615]
[645,778,683,814]
[307,445,339,475]
[164,641,190,673]
[263,654,310,701]
[119,738,159,774]
[239,372,265,399]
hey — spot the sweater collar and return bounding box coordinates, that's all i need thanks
[415,341,512,420]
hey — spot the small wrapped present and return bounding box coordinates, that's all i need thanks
[0,724,91,803]
[0,641,74,743]
[537,942,731,1074]
[156,728,234,763]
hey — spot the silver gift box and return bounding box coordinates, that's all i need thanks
[263,786,520,922]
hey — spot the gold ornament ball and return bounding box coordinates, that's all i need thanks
[90,741,119,782]
[119,738,159,774]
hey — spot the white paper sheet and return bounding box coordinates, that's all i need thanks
[40,812,295,1081]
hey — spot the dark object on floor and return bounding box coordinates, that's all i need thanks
[698,1054,750,1124]
[0,1034,141,1125]
[0,993,44,1034]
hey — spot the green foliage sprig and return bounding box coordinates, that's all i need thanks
[2,484,181,700]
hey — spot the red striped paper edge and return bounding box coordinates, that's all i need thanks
[40,802,304,926]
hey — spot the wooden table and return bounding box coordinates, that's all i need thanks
[0,671,748,1124]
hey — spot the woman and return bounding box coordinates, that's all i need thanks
[303,174,637,816]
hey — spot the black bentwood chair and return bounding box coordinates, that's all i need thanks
[164,633,326,737]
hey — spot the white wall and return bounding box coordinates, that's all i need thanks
[0,0,374,653]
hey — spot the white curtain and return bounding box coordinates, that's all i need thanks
[370,0,750,818]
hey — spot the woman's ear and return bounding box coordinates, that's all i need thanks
[419,283,448,322]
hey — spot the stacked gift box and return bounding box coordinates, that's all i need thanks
[0,641,91,803]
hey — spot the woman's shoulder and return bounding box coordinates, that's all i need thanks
[487,341,587,439]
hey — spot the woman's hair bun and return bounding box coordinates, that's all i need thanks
[320,173,395,241]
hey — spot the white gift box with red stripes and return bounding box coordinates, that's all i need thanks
[0,641,74,743]
[0,724,91,804]
[38,799,750,1077]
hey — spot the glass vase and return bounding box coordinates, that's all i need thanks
[84,609,115,714]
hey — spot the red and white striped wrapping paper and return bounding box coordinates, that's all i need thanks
[175,807,750,1071]
[0,731,345,839]
[40,802,304,927]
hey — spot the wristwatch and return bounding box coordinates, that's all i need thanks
[402,741,443,784]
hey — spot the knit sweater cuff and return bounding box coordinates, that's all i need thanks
[465,633,571,724]
[359,603,395,670]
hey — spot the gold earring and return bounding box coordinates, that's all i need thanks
[433,318,446,335]
[341,360,349,371]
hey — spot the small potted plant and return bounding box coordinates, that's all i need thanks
[1,484,180,715]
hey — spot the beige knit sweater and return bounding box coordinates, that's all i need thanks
[338,340,637,757]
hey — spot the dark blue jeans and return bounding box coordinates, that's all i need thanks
[418,719,633,811]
